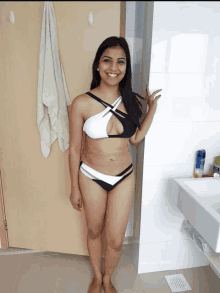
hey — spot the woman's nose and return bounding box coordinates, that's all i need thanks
[109,62,118,71]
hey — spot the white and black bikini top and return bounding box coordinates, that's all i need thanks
[83,92,137,139]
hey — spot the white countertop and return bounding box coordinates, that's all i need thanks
[203,245,220,278]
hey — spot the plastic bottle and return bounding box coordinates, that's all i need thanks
[193,149,206,178]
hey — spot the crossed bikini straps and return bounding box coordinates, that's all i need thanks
[84,92,136,138]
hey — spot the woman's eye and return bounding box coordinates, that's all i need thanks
[103,59,125,64]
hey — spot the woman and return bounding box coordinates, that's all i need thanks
[69,36,161,293]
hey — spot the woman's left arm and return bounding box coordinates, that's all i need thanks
[130,86,162,146]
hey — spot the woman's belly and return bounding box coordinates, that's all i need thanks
[80,136,133,175]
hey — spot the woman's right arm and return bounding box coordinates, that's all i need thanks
[68,95,85,193]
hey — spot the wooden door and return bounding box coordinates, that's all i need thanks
[0,1,124,255]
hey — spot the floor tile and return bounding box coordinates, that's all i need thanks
[0,254,22,293]
[1,243,220,293]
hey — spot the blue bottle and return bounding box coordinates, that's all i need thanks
[195,149,206,178]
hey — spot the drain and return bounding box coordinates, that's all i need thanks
[164,274,192,292]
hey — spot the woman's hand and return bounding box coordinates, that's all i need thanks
[70,190,83,212]
[146,85,162,113]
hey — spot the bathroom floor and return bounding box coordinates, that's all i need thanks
[0,243,219,293]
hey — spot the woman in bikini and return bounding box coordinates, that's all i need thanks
[69,36,161,293]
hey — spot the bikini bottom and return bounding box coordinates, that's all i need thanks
[79,161,133,192]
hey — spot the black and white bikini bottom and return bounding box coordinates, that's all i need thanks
[79,161,133,192]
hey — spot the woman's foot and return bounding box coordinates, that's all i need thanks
[102,275,117,293]
[88,274,103,293]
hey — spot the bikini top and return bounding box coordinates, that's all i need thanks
[83,92,137,139]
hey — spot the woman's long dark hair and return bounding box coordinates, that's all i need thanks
[90,36,146,129]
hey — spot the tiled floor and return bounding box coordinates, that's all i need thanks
[0,243,220,292]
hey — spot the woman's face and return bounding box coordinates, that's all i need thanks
[98,46,127,86]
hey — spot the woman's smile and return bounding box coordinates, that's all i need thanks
[107,73,119,78]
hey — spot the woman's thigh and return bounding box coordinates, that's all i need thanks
[78,169,108,238]
[103,171,135,249]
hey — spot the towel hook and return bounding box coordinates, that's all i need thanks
[9,11,15,24]
[88,12,93,26]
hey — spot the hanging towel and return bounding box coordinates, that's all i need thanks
[37,1,71,158]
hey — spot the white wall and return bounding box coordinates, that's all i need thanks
[137,1,220,274]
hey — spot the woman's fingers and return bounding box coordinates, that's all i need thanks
[146,85,162,100]
[146,85,151,98]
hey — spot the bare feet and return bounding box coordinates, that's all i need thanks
[103,275,117,293]
[88,273,104,293]
[88,275,103,293]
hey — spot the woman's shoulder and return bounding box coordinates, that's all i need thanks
[75,92,90,101]
[68,93,91,121]
[71,92,91,108]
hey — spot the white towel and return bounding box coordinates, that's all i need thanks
[37,1,71,158]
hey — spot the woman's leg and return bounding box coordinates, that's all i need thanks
[101,214,107,259]
[102,171,135,291]
[78,168,108,287]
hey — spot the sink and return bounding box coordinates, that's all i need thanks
[174,177,220,253]
[213,202,220,215]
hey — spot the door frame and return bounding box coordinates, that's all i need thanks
[0,170,8,249]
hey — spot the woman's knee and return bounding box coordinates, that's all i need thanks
[108,239,123,251]
[88,227,103,239]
